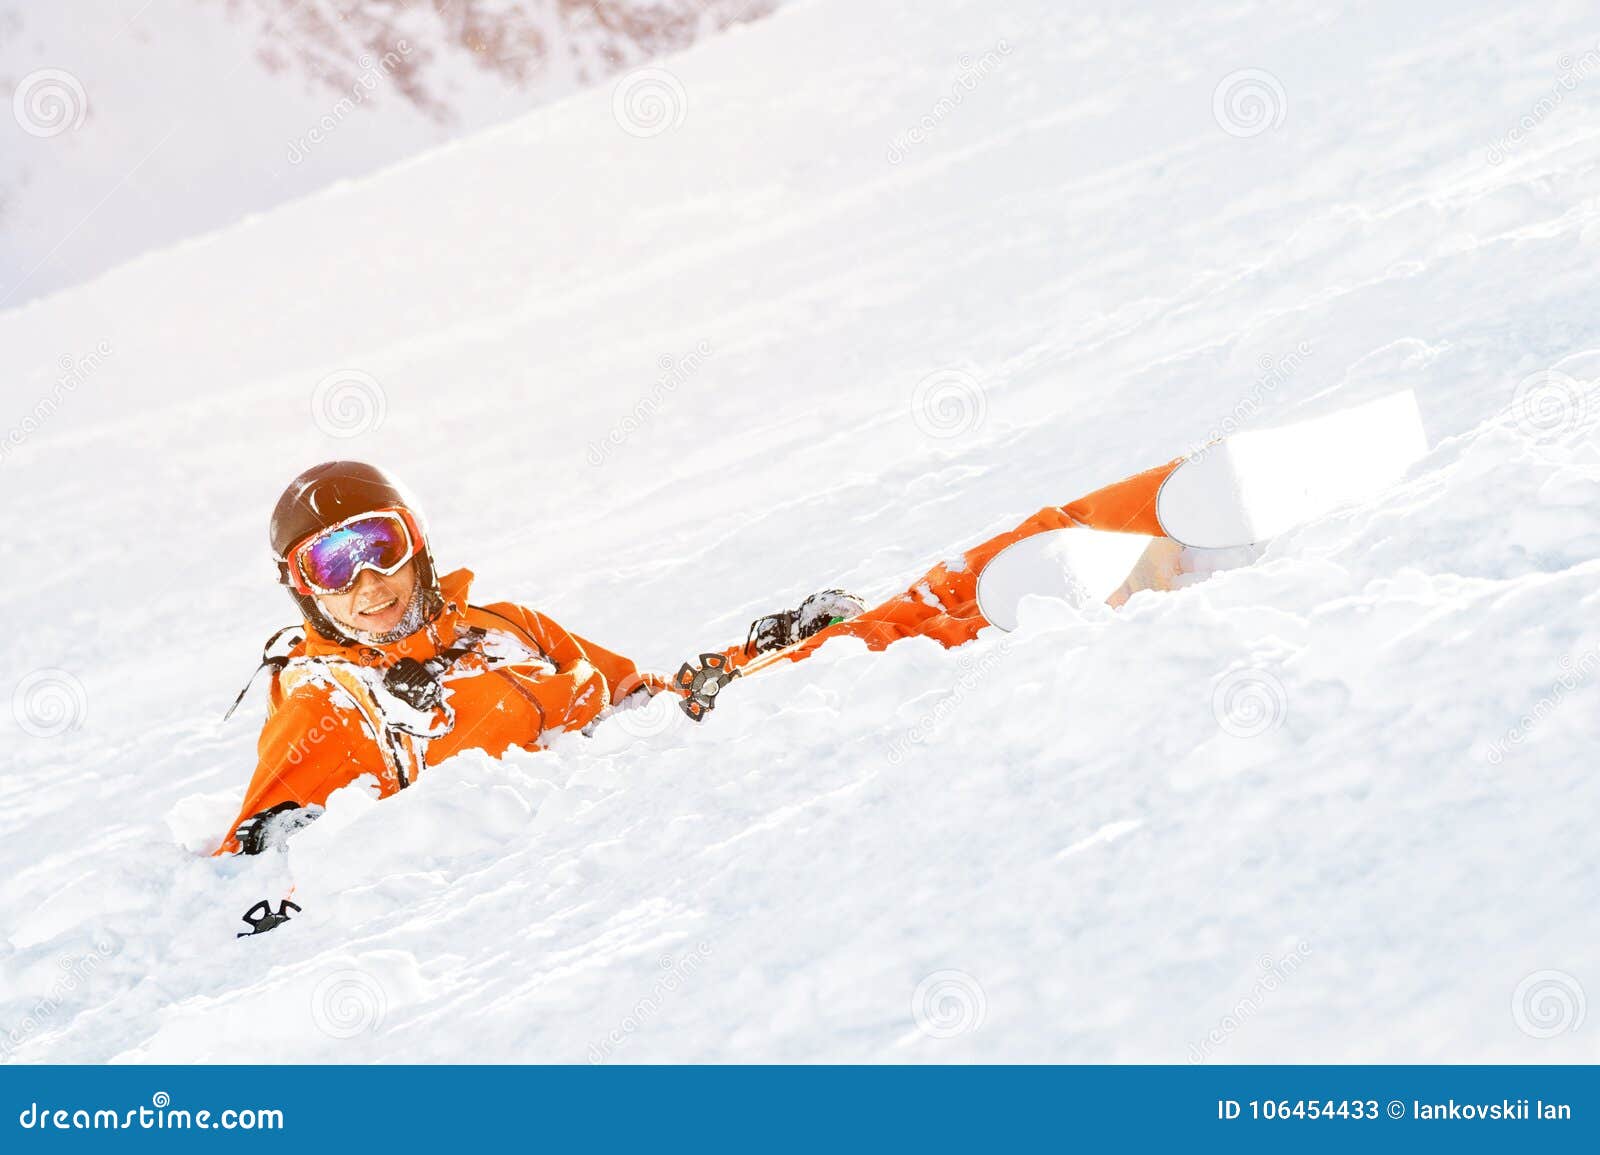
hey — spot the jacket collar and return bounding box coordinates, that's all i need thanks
[300,568,476,665]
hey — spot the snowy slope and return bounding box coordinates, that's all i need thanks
[3,0,1600,1062]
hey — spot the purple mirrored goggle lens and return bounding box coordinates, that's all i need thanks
[297,514,414,594]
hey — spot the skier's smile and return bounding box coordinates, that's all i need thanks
[358,594,399,618]
[357,595,400,621]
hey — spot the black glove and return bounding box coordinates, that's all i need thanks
[233,801,322,855]
[744,589,866,655]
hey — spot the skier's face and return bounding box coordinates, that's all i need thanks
[317,559,418,637]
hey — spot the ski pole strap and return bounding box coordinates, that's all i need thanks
[222,625,305,721]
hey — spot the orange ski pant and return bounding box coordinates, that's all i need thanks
[738,457,1181,672]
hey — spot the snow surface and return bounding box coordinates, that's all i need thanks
[3,0,1600,1062]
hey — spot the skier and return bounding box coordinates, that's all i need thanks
[218,458,1182,855]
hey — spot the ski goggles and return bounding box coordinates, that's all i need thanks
[283,508,423,596]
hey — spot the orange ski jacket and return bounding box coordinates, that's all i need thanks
[216,569,645,854]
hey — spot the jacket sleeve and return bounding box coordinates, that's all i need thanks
[214,685,388,855]
[567,628,659,701]
[475,602,678,741]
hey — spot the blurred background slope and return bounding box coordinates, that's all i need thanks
[0,0,778,304]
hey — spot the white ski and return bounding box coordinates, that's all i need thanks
[976,391,1429,629]
[975,527,1153,630]
[1155,389,1428,548]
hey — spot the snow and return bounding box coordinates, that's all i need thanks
[3,0,1600,1062]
